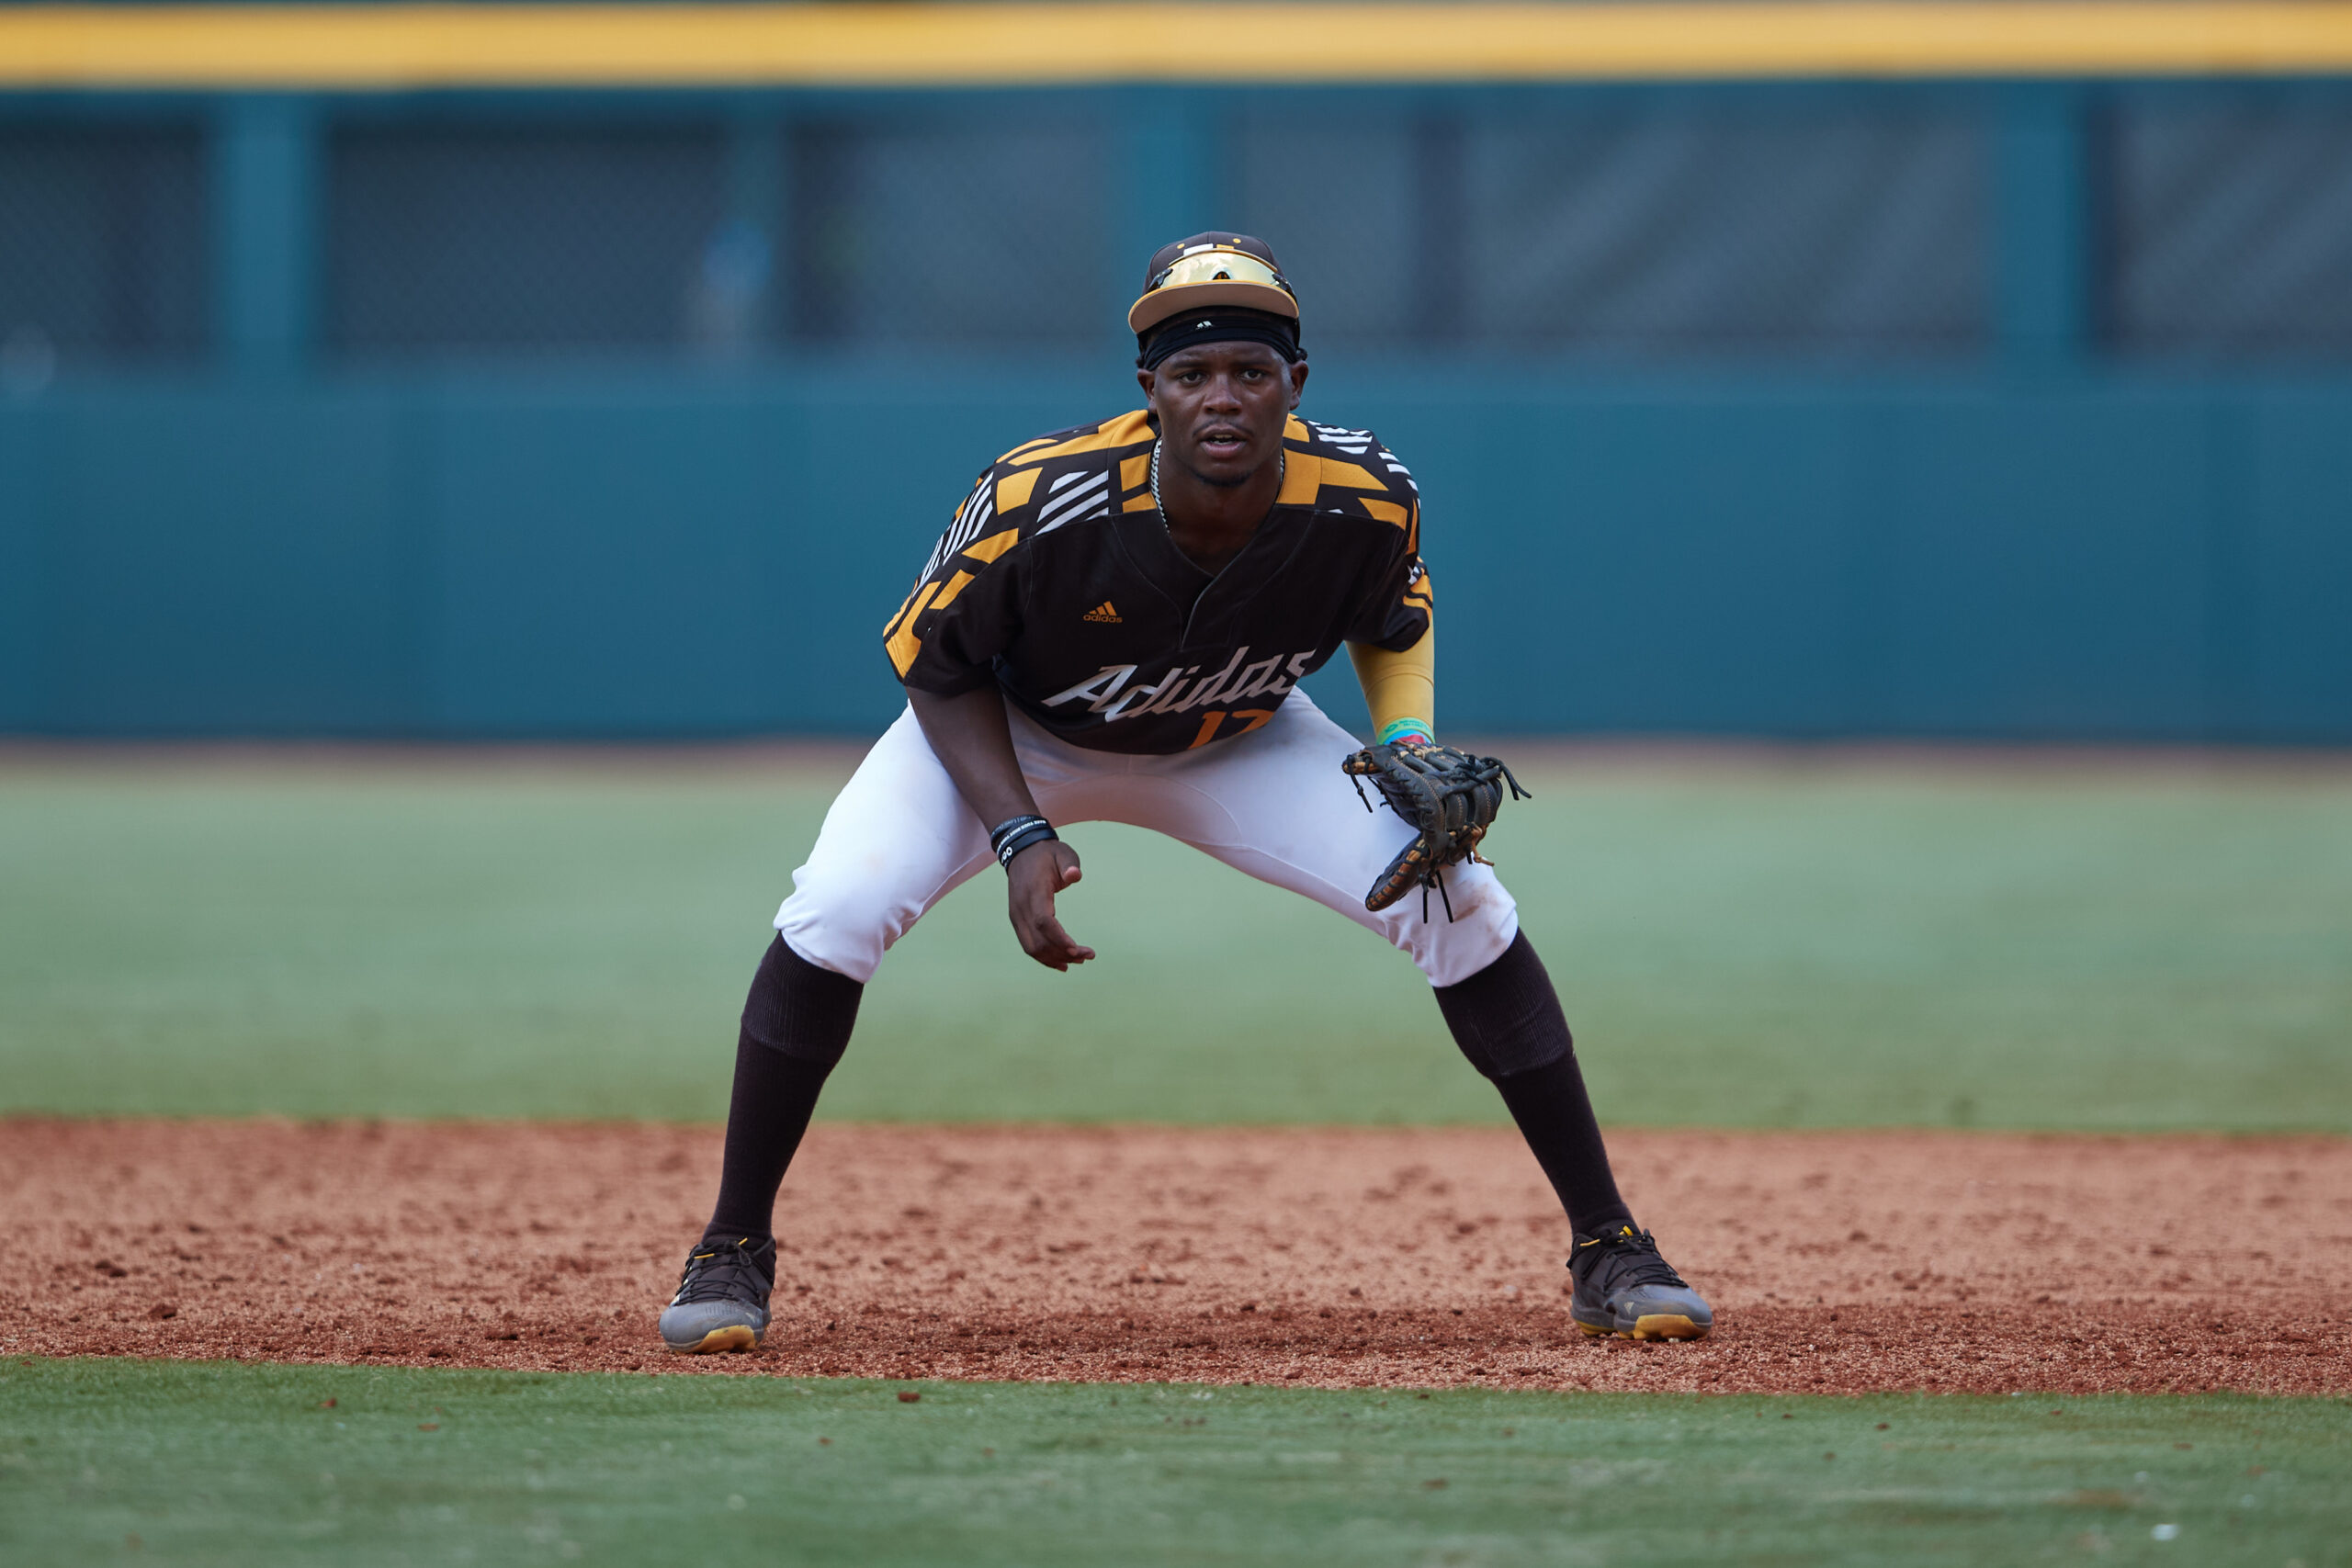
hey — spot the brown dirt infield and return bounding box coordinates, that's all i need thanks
[5,1120,2346,1395]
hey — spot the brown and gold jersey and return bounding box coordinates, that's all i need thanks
[882,409,1429,755]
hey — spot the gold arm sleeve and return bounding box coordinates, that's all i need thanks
[1348,624,1435,744]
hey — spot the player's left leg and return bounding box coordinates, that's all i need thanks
[1093,692,1713,1340]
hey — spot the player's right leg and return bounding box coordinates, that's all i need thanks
[661,705,993,1354]
[775,705,998,982]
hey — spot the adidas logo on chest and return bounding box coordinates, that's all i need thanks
[1081,602,1121,624]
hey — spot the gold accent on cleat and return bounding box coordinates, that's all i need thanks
[1577,1321,1608,1337]
[1630,1314,1705,1341]
[681,1325,759,1354]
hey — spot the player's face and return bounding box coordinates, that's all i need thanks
[1139,342,1307,489]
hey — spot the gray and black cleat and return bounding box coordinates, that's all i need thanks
[1569,1224,1713,1341]
[660,1235,775,1354]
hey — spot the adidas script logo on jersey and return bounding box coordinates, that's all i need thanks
[1043,646,1316,724]
[1082,602,1121,624]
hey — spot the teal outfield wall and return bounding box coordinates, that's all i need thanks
[3,362,2347,741]
[6,80,2351,740]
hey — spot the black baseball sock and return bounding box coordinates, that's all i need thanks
[1489,1055,1636,1239]
[700,936,864,1246]
[1432,931,1635,1238]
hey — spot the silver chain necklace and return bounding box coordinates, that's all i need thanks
[1148,439,1283,526]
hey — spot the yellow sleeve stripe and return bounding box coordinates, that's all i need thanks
[1361,496,1409,527]
[1315,458,1389,492]
[928,569,976,610]
[962,525,1023,564]
[1277,450,1322,506]
[1005,411,1154,468]
[885,581,941,676]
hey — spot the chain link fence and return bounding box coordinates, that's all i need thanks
[2107,98,2352,356]
[1236,104,1986,356]
[7,98,2352,369]
[0,123,205,389]
[325,115,1112,359]
[327,124,729,357]
[788,118,1109,350]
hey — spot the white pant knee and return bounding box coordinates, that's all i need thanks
[773,864,910,985]
[773,707,989,983]
[1376,875,1521,988]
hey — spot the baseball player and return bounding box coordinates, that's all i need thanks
[660,233,1713,1355]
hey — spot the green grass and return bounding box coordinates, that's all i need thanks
[2,1359,2346,1566]
[4,752,2350,1129]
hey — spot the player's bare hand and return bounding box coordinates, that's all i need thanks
[1007,840,1093,971]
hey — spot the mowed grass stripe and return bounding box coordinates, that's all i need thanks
[3,752,2349,1129]
[1,1359,2346,1566]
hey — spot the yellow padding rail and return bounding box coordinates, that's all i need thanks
[5,3,2352,89]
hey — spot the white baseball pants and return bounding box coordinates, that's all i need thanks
[775,691,1519,987]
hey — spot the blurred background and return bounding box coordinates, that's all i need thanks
[1,4,2347,1129]
[3,1,2347,741]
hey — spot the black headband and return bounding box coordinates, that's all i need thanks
[1137,308,1306,371]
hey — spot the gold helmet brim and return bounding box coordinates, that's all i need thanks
[1127,248,1299,335]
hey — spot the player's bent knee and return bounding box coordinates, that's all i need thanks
[1395,876,1520,989]
[773,872,912,987]
[1430,930,1576,1080]
[741,934,865,1067]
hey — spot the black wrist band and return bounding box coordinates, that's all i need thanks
[989,814,1057,867]
[995,823,1057,866]
[988,814,1048,853]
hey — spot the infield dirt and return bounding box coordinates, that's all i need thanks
[4,1121,2345,1395]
